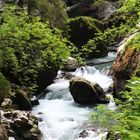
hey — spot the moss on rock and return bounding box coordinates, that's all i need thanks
[68,16,103,48]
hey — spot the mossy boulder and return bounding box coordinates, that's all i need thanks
[68,16,103,48]
[69,76,109,104]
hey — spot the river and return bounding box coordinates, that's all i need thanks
[32,52,117,140]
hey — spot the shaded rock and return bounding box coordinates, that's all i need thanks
[31,99,39,107]
[0,124,8,140]
[67,0,121,20]
[14,89,32,110]
[91,0,120,20]
[106,131,121,140]
[62,57,79,71]
[31,97,39,107]
[69,76,109,104]
[79,130,88,138]
[105,11,128,28]
[78,127,98,139]
[1,110,42,140]
[68,16,102,48]
[36,67,58,93]
[110,47,140,98]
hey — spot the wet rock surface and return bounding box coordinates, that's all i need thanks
[69,76,109,104]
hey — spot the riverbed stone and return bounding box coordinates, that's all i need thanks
[1,110,42,140]
[69,76,109,104]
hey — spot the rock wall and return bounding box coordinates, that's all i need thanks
[111,47,140,98]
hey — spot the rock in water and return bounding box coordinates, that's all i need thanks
[69,76,109,104]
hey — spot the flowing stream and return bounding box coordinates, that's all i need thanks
[32,52,117,140]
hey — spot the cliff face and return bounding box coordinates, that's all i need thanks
[111,47,140,98]
[110,29,140,98]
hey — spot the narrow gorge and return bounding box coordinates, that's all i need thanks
[0,0,140,140]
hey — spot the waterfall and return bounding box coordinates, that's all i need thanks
[32,52,117,140]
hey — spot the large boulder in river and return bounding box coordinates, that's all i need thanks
[69,76,109,104]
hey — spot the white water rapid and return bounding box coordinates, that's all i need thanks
[32,52,117,140]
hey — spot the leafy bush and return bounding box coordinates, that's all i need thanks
[112,77,140,140]
[126,32,140,49]
[90,105,117,128]
[81,0,140,59]
[81,24,129,58]
[90,77,140,140]
[28,0,68,31]
[0,5,71,93]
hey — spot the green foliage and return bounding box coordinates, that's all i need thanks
[119,0,140,15]
[112,77,140,139]
[118,0,140,26]
[28,0,68,31]
[0,5,71,93]
[126,32,140,50]
[90,77,140,139]
[82,24,129,58]
[81,0,140,59]
[0,73,10,104]
[90,105,117,128]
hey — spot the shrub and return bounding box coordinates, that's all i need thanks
[0,5,71,93]
[27,0,68,31]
